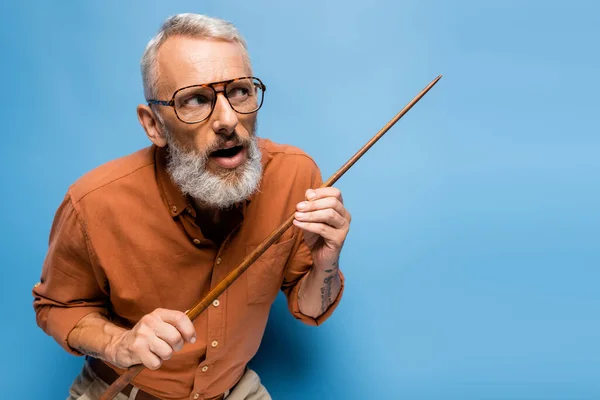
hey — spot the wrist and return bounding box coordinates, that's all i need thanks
[104,325,127,365]
[313,259,339,275]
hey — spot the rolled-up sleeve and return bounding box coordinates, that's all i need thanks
[32,192,108,355]
[280,156,345,326]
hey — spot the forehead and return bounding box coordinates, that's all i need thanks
[156,36,249,96]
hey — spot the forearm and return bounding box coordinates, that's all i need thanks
[67,312,126,363]
[298,262,342,318]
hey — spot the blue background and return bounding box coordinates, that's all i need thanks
[1,1,599,399]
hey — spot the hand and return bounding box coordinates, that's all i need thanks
[293,187,351,270]
[107,308,196,370]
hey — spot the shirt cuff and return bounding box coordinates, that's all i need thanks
[288,269,345,326]
[45,306,108,356]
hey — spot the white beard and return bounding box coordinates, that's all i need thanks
[164,129,263,209]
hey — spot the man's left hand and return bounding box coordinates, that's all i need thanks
[293,187,351,270]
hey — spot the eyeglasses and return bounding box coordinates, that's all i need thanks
[147,76,266,124]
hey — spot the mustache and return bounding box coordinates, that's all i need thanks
[205,132,251,155]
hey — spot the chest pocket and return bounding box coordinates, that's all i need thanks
[245,236,296,305]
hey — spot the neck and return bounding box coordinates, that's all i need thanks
[191,197,243,246]
[191,198,222,224]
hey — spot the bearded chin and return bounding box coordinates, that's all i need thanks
[164,128,263,210]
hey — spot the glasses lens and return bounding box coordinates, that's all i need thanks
[226,78,264,114]
[174,86,214,122]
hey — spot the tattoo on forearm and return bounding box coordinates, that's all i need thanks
[320,275,334,313]
[316,261,339,313]
[324,261,339,274]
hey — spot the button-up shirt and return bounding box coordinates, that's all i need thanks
[32,138,344,400]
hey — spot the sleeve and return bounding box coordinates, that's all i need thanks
[32,192,109,355]
[280,157,345,326]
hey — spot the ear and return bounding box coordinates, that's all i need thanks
[137,104,167,147]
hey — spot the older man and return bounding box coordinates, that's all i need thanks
[33,13,349,400]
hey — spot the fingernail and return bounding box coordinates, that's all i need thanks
[190,336,196,344]
[307,190,316,200]
[297,202,306,211]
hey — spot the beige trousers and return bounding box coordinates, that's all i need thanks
[67,361,271,400]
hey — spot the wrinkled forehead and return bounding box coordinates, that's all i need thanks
[155,36,250,98]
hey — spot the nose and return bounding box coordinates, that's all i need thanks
[211,92,238,137]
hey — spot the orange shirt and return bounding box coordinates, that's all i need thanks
[32,138,344,400]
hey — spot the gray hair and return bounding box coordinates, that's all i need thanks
[141,13,251,100]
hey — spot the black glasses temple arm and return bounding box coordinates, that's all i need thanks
[147,100,172,106]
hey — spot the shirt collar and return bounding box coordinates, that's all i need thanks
[155,145,192,218]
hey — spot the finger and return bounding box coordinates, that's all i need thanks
[153,309,197,343]
[306,187,343,203]
[148,336,174,361]
[138,348,163,370]
[295,208,346,229]
[153,322,185,352]
[297,197,346,217]
[292,220,345,245]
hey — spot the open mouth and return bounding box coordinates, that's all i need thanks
[210,145,244,158]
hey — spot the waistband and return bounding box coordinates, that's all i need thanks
[86,357,225,400]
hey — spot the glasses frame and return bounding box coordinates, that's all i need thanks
[147,76,266,124]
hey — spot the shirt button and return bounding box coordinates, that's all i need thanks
[211,340,218,348]
[193,394,200,399]
[216,257,222,265]
[193,238,201,245]
[201,366,209,372]
[212,299,220,307]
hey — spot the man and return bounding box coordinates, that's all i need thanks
[32,13,349,400]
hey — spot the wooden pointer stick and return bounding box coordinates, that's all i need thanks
[100,74,442,400]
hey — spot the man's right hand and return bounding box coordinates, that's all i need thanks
[107,308,197,370]
[67,309,196,371]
